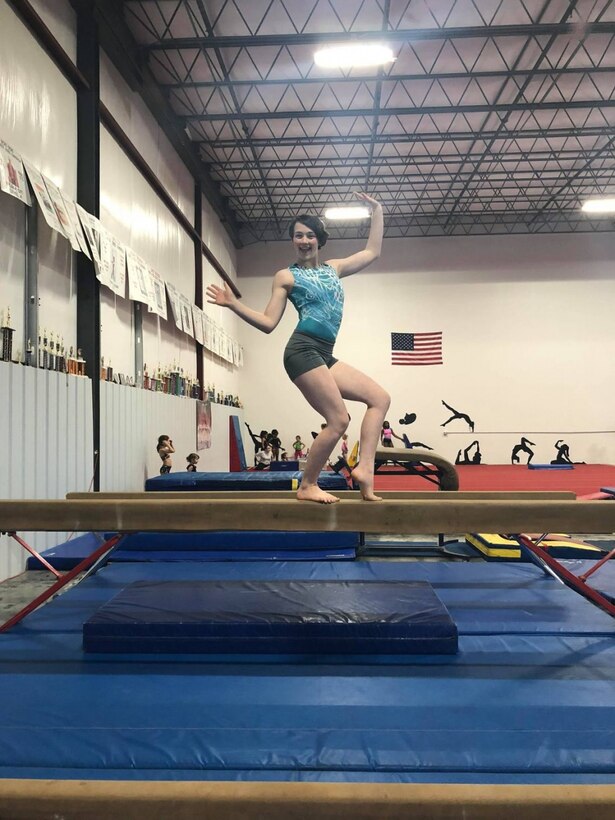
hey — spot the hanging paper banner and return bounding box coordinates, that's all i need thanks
[192,305,204,344]
[75,204,102,274]
[179,293,195,337]
[0,142,31,205]
[202,313,211,349]
[125,248,152,304]
[41,175,80,250]
[97,228,116,290]
[22,160,67,236]
[109,236,126,298]
[148,268,168,320]
[61,194,91,258]
[165,281,183,330]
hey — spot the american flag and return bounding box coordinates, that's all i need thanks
[391,332,443,366]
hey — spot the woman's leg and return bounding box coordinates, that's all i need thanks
[329,361,390,501]
[292,365,350,503]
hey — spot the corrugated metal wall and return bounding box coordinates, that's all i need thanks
[0,361,93,580]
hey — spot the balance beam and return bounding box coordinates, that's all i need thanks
[0,779,613,820]
[374,447,459,489]
[1,497,614,534]
[66,490,577,501]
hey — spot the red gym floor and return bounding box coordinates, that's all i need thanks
[373,463,615,497]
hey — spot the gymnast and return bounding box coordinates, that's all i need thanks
[206,191,389,503]
[156,435,175,474]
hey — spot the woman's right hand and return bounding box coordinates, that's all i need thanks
[206,281,235,308]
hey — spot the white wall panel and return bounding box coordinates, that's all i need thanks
[0,0,77,362]
[28,0,76,63]
[99,50,193,219]
[237,232,615,466]
[0,362,92,582]
[100,126,196,377]
[99,382,242,490]
[0,2,77,195]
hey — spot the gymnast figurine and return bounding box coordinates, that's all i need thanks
[186,453,200,472]
[208,192,388,504]
[156,435,175,474]
[441,400,475,433]
[511,437,536,464]
[455,440,482,465]
[381,420,404,448]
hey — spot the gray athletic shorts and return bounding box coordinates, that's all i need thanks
[283,330,338,382]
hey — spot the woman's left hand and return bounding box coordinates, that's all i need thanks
[354,191,381,209]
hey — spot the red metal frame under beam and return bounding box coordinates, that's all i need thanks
[515,534,615,618]
[0,533,123,632]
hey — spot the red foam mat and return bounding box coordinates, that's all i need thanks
[374,463,615,497]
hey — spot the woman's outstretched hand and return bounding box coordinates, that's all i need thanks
[206,281,235,308]
[354,191,382,210]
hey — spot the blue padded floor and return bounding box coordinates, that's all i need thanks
[145,469,347,491]
[83,580,458,655]
[0,560,614,784]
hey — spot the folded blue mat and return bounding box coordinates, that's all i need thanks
[144,470,346,491]
[83,580,458,655]
[528,463,573,470]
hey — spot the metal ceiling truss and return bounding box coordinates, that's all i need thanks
[122,0,615,246]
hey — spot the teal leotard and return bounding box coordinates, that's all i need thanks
[287,263,344,343]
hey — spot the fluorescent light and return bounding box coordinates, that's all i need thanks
[314,44,395,69]
[581,198,615,214]
[324,206,370,221]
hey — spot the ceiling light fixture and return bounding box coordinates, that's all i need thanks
[581,198,615,214]
[314,43,395,69]
[324,206,370,221]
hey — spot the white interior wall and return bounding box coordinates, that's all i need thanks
[237,231,615,465]
[99,125,195,377]
[0,0,78,354]
[99,381,243,489]
[28,0,76,62]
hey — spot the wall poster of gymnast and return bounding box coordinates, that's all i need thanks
[196,399,212,450]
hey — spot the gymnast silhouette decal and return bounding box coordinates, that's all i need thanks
[440,400,475,433]
[455,440,482,465]
[551,439,585,465]
[511,437,536,465]
[402,433,434,450]
[399,412,417,425]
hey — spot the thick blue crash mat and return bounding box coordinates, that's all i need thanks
[83,580,458,655]
[144,470,346,491]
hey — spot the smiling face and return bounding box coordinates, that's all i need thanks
[291,221,319,266]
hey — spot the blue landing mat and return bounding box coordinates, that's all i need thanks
[1,560,615,782]
[145,470,346,491]
[82,580,458,655]
[27,530,360,569]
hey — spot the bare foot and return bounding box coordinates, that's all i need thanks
[350,466,382,501]
[297,485,340,504]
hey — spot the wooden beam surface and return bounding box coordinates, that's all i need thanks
[0,779,613,820]
[66,490,577,500]
[0,497,613,534]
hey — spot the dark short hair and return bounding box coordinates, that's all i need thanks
[288,214,329,248]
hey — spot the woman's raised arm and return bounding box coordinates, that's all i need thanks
[327,192,383,278]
